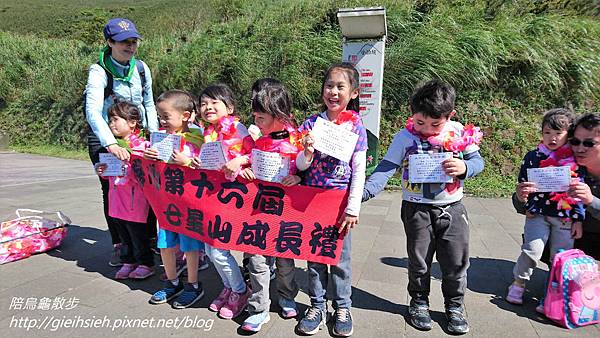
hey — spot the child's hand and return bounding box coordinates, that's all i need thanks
[442,158,466,178]
[516,182,537,202]
[94,163,107,176]
[171,150,191,166]
[190,157,202,169]
[239,168,256,181]
[143,148,160,161]
[303,133,315,159]
[281,175,301,186]
[222,156,247,177]
[571,221,583,239]
[107,144,130,161]
[338,213,358,234]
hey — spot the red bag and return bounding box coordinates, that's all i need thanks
[0,209,70,264]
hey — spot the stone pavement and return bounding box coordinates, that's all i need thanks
[0,151,598,337]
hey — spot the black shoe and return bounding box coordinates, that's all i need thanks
[333,307,353,336]
[408,303,432,331]
[446,307,469,334]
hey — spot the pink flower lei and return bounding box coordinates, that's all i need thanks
[405,117,483,152]
[203,116,244,159]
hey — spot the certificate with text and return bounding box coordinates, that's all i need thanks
[150,132,181,162]
[311,117,358,163]
[408,152,453,183]
[99,153,125,177]
[251,149,290,183]
[198,141,227,170]
[527,166,571,192]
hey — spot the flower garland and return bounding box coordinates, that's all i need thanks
[203,116,244,160]
[405,117,483,152]
[334,110,361,129]
[113,131,148,185]
[537,143,579,211]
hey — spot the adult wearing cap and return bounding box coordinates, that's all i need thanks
[514,113,600,260]
[85,18,158,267]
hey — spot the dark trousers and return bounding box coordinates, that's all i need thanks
[401,200,470,309]
[114,218,154,267]
[88,129,157,244]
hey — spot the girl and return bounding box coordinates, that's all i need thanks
[85,18,158,267]
[238,78,302,332]
[507,109,584,311]
[194,84,253,319]
[146,90,206,309]
[296,63,367,337]
[94,101,154,280]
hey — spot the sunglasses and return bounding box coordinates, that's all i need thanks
[569,138,599,148]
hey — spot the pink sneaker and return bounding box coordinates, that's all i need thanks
[128,265,155,279]
[209,287,231,312]
[115,264,138,280]
[219,287,251,319]
[506,284,525,305]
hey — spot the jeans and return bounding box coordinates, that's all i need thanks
[205,244,246,293]
[307,231,352,310]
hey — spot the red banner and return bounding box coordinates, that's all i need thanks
[131,155,348,265]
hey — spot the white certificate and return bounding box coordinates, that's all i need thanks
[150,132,181,162]
[251,149,290,183]
[408,152,453,183]
[99,153,125,177]
[527,166,571,192]
[311,117,359,163]
[199,141,227,170]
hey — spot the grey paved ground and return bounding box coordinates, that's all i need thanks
[1,151,598,337]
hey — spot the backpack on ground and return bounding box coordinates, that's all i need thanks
[544,248,600,328]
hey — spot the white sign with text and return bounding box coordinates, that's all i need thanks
[150,132,181,162]
[198,141,227,170]
[408,152,453,183]
[251,149,290,183]
[311,117,358,163]
[99,153,126,177]
[527,166,571,192]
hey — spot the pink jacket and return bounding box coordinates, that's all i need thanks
[105,133,150,223]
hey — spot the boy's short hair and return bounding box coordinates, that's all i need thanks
[409,79,456,119]
[541,108,575,131]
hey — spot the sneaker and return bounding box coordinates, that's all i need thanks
[109,244,124,267]
[159,259,187,281]
[506,283,525,305]
[128,265,155,279]
[241,311,271,332]
[408,303,432,331]
[333,307,353,337]
[278,297,298,318]
[172,283,205,309]
[219,287,251,319]
[446,307,469,334]
[114,263,137,280]
[296,306,325,335]
[149,280,184,304]
[209,287,231,312]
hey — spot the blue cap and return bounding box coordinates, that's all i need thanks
[103,18,141,41]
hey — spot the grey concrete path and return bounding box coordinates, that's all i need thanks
[0,151,598,337]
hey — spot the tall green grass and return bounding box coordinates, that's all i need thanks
[1,0,599,196]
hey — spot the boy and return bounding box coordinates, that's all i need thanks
[363,79,484,334]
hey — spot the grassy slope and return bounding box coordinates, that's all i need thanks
[1,0,599,197]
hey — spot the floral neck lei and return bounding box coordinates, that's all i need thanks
[330,110,360,129]
[254,126,305,157]
[203,116,244,159]
[405,116,483,152]
[537,143,580,211]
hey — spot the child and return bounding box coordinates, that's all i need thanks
[506,109,584,309]
[193,83,253,319]
[238,78,302,332]
[363,79,484,334]
[95,101,154,280]
[295,63,367,337]
[145,90,205,309]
